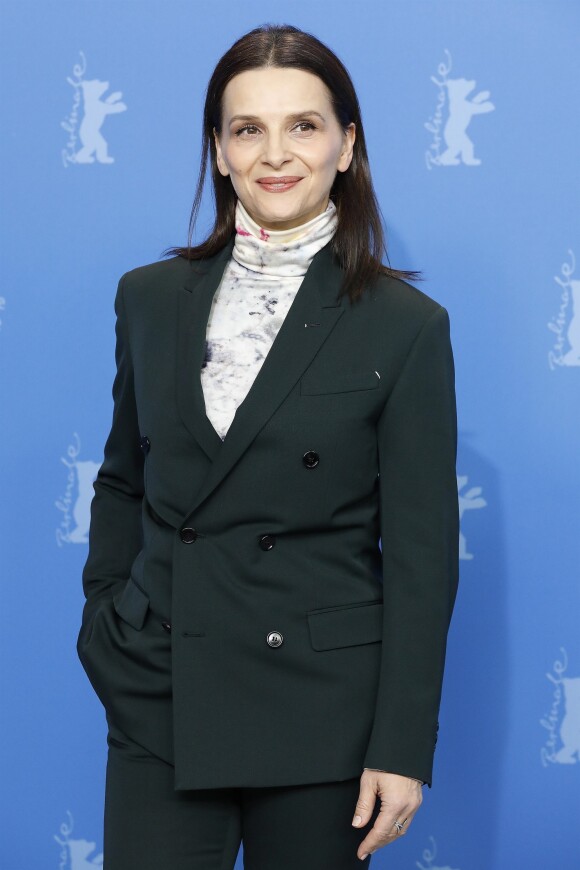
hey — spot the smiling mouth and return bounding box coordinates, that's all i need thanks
[256,178,304,191]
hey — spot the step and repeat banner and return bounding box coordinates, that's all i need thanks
[1,2,578,868]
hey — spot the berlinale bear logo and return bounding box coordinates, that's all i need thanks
[541,648,580,766]
[54,811,103,868]
[61,51,126,167]
[425,48,495,169]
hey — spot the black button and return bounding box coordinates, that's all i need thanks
[161,621,171,633]
[140,435,151,454]
[303,450,319,468]
[180,527,198,543]
[259,534,275,550]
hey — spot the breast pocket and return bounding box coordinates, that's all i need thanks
[300,370,380,396]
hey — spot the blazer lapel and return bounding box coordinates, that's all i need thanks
[177,236,236,462]
[176,234,347,520]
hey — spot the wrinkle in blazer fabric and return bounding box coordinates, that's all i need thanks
[77,234,460,791]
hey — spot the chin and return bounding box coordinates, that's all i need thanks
[255,207,303,223]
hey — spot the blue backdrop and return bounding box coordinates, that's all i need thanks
[1,2,578,868]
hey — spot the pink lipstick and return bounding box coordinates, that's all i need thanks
[256,177,303,193]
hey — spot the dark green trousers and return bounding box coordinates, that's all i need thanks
[103,718,380,869]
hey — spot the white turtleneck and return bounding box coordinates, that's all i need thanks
[200,197,338,440]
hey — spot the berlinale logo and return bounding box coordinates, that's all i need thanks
[61,50,127,168]
[540,647,580,766]
[547,249,580,369]
[54,810,103,868]
[425,48,495,169]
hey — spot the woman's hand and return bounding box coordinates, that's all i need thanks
[351,770,423,860]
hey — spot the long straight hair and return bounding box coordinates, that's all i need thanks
[162,23,423,304]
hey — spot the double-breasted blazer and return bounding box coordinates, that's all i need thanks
[76,233,459,791]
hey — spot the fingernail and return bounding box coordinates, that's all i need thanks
[352,815,362,826]
[360,853,368,861]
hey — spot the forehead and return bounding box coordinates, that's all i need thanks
[221,67,331,117]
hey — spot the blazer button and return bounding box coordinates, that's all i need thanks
[161,621,171,633]
[266,631,283,648]
[180,527,198,543]
[303,450,319,468]
[139,435,151,454]
[259,534,276,550]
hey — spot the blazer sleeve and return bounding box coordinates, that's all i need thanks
[362,304,460,788]
[79,273,145,628]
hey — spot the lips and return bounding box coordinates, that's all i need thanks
[257,177,303,183]
[256,177,304,193]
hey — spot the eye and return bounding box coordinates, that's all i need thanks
[235,124,259,137]
[234,121,317,138]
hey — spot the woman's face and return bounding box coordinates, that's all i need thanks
[213,67,355,231]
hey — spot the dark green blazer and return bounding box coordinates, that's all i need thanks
[77,234,459,791]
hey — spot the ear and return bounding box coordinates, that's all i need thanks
[338,122,356,173]
[213,127,229,177]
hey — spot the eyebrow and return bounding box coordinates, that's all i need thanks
[228,110,325,125]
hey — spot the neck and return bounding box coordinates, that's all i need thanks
[232,198,338,277]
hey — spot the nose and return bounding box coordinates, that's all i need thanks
[260,130,291,167]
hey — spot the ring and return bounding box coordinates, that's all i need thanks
[393,817,408,834]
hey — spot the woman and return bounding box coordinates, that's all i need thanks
[77,23,459,869]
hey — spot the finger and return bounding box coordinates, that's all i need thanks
[357,801,418,859]
[351,780,378,829]
[357,804,404,857]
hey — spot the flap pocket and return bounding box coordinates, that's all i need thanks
[300,370,380,396]
[307,599,383,651]
[113,578,150,631]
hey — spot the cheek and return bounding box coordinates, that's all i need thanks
[307,144,344,176]
[220,141,249,174]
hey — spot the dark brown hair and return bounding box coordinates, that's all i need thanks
[162,23,422,304]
